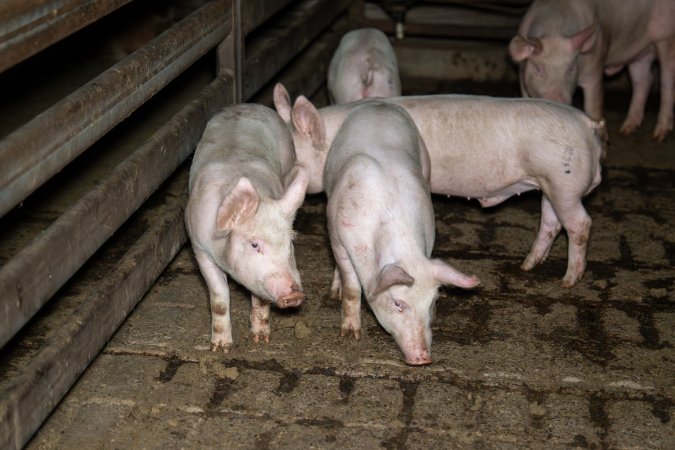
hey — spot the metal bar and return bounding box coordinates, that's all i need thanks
[242,0,355,101]
[0,0,232,219]
[0,75,233,350]
[0,0,133,74]
[218,0,243,102]
[252,17,350,107]
[0,203,187,450]
[241,0,295,34]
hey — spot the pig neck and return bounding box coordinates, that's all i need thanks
[320,102,363,151]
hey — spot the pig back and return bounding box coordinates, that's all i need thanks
[394,95,602,197]
[324,102,425,195]
[189,103,296,197]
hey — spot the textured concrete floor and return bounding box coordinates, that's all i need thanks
[19,96,674,449]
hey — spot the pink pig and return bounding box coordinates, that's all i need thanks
[327,28,402,104]
[509,0,675,142]
[324,102,479,365]
[273,83,604,288]
[186,104,308,351]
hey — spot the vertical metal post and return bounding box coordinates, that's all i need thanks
[218,0,242,102]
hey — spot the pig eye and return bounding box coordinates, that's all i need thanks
[393,300,405,313]
[250,241,262,253]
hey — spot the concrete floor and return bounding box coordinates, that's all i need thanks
[0,25,673,447]
[15,95,673,448]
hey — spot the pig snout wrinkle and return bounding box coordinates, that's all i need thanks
[277,288,304,309]
[405,349,432,366]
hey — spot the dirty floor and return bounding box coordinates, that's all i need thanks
[13,89,672,449]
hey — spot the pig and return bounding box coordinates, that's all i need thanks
[185,103,309,351]
[509,0,675,142]
[327,28,402,104]
[273,83,604,288]
[324,102,480,365]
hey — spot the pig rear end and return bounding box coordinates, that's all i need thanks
[328,28,402,104]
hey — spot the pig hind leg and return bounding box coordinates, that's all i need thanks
[250,295,271,343]
[620,48,656,135]
[332,245,363,340]
[521,195,562,271]
[653,37,675,141]
[194,248,234,352]
[548,195,592,288]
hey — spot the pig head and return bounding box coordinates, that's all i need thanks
[510,0,675,142]
[210,171,308,309]
[366,261,479,366]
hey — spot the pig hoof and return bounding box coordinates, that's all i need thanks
[339,327,361,340]
[251,332,270,344]
[561,274,581,288]
[620,121,640,136]
[210,342,232,353]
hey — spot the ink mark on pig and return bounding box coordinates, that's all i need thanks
[562,147,574,174]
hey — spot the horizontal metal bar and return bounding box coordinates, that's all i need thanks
[242,0,296,34]
[0,0,133,74]
[0,0,231,218]
[0,202,187,450]
[0,75,234,350]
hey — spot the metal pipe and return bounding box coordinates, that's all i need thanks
[0,0,231,218]
[0,75,234,350]
[242,0,354,100]
[0,0,133,74]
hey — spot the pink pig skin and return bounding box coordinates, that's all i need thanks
[327,28,401,104]
[273,84,604,288]
[185,104,308,352]
[324,102,479,366]
[509,0,675,143]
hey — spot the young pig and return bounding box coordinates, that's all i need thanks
[324,102,479,365]
[185,104,309,352]
[327,28,401,104]
[509,0,675,142]
[273,83,604,288]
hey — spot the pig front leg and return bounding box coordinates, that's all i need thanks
[332,246,362,339]
[250,295,271,343]
[620,48,656,135]
[194,248,234,352]
[654,37,675,141]
[521,195,562,271]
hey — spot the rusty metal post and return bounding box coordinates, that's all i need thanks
[0,74,234,350]
[0,0,134,74]
[0,202,188,450]
[218,0,242,103]
[0,0,231,219]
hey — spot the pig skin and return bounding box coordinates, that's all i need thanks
[274,84,604,287]
[186,104,308,351]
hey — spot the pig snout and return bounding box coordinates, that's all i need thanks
[276,286,304,309]
[404,348,432,366]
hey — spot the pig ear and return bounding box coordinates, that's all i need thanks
[291,96,326,148]
[279,164,309,216]
[508,35,542,62]
[273,83,292,123]
[371,264,415,298]
[216,177,260,233]
[430,259,480,289]
[569,24,597,53]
